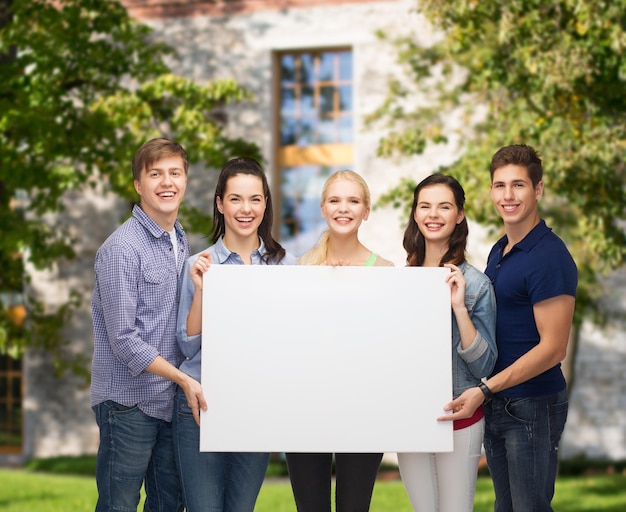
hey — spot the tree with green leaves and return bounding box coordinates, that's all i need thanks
[369,0,626,331]
[0,0,260,377]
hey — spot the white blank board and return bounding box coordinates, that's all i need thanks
[200,265,452,453]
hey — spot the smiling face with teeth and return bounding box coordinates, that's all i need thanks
[134,155,187,231]
[414,184,465,248]
[320,177,370,236]
[490,164,543,234]
[216,173,267,245]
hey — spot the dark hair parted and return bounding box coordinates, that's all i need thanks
[489,144,543,187]
[132,138,189,181]
[212,157,286,264]
[403,173,468,267]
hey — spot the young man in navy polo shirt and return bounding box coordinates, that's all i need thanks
[439,144,577,511]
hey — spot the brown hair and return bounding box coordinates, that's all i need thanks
[212,157,286,264]
[489,144,543,187]
[132,138,189,181]
[403,173,468,267]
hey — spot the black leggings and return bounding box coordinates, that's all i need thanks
[285,452,382,512]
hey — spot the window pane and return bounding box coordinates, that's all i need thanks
[319,85,335,114]
[297,118,316,146]
[300,54,314,84]
[277,49,352,148]
[10,357,20,371]
[0,355,22,450]
[11,377,20,400]
[338,116,353,143]
[281,117,296,145]
[318,52,335,81]
[280,87,296,114]
[338,85,352,112]
[281,55,296,84]
[318,116,335,144]
[301,85,315,115]
[338,52,352,81]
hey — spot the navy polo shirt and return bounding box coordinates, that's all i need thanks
[485,220,577,398]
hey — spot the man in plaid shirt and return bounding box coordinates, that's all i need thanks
[90,138,207,511]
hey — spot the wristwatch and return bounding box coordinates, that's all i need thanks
[478,381,494,403]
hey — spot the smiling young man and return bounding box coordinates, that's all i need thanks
[439,145,577,511]
[90,138,206,512]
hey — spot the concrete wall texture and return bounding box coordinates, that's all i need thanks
[9,0,625,464]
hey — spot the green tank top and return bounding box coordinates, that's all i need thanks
[364,253,377,266]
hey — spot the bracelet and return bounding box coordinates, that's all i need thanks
[478,381,494,403]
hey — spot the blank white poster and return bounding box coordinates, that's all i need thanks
[200,265,452,453]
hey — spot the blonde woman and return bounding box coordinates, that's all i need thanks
[286,170,393,512]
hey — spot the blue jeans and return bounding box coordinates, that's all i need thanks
[173,388,269,512]
[92,400,183,512]
[484,389,568,512]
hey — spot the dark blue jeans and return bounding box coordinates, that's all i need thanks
[173,388,269,512]
[484,389,568,512]
[92,401,183,512]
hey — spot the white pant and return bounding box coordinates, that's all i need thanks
[397,418,484,512]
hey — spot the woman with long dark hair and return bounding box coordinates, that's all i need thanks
[398,173,497,512]
[173,157,296,512]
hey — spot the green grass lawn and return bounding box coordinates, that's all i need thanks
[0,468,625,511]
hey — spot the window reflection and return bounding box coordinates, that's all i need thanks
[280,88,296,113]
[281,54,296,84]
[277,49,353,253]
[281,118,296,145]
[318,53,335,81]
[319,85,335,114]
[298,118,316,146]
[339,52,352,81]
[278,51,353,147]
[338,85,351,112]
[338,117,353,144]
[300,54,314,84]
[301,86,315,115]
[318,116,335,144]
[280,165,343,257]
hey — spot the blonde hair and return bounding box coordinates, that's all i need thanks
[298,170,371,266]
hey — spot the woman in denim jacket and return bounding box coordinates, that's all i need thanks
[174,157,297,512]
[397,174,497,512]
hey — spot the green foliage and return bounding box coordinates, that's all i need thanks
[369,0,626,327]
[0,0,261,376]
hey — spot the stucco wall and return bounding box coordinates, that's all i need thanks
[561,274,626,460]
[21,187,126,460]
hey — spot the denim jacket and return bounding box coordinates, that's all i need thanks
[452,261,498,398]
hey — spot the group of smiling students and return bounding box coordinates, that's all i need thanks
[91,139,577,512]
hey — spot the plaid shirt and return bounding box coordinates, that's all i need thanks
[90,204,189,421]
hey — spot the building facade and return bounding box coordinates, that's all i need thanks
[1,0,624,465]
